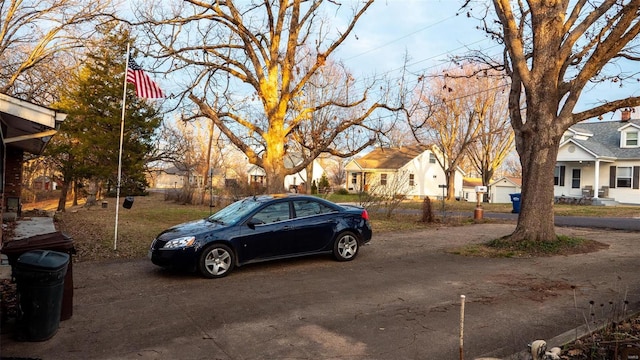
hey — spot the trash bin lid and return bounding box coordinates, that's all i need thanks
[16,250,70,272]
[1,232,75,255]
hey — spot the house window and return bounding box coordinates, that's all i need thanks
[429,153,436,164]
[351,173,357,184]
[554,166,565,186]
[626,131,638,147]
[617,167,632,188]
[380,173,387,186]
[571,169,581,189]
[409,174,415,186]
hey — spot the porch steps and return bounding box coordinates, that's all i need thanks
[592,198,619,206]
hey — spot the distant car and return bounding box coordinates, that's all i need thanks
[149,194,372,278]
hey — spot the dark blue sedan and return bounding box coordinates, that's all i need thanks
[149,194,372,278]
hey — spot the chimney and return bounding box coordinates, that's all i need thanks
[621,108,632,122]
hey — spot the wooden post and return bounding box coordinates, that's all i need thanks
[460,294,466,360]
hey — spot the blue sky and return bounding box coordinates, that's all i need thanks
[137,0,639,120]
[330,0,639,119]
[337,1,487,77]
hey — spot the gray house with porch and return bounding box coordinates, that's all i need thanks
[555,110,640,205]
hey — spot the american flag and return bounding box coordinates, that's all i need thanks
[126,58,165,98]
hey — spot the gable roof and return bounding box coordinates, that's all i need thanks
[489,176,522,187]
[564,119,640,159]
[353,145,431,170]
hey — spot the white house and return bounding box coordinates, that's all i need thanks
[148,165,200,189]
[555,110,640,205]
[247,156,327,192]
[344,145,464,199]
[460,178,481,202]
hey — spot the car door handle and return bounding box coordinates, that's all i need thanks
[282,226,294,231]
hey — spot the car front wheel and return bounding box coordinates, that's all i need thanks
[198,244,235,278]
[333,232,359,261]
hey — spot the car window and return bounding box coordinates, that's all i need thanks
[252,202,290,224]
[293,200,335,218]
[208,197,261,224]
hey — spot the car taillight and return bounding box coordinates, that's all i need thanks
[361,209,369,221]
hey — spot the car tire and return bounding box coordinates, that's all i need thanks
[198,244,235,278]
[333,231,359,261]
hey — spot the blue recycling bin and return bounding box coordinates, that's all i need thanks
[509,193,521,214]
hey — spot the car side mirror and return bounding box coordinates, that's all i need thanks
[247,218,264,229]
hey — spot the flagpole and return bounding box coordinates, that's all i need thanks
[114,43,130,250]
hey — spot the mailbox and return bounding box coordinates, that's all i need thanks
[474,186,487,193]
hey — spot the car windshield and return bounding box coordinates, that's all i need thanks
[207,198,262,224]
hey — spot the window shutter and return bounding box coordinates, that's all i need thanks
[610,166,616,188]
[559,166,565,186]
[633,166,640,189]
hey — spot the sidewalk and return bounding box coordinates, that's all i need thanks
[0,216,58,279]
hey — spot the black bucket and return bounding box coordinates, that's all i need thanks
[123,196,134,209]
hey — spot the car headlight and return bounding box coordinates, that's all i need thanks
[162,236,196,249]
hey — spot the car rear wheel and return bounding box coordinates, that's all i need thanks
[198,244,235,278]
[333,232,359,261]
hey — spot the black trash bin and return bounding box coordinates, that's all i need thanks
[13,250,69,341]
[1,232,75,320]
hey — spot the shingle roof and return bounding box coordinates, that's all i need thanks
[567,119,640,159]
[355,145,431,170]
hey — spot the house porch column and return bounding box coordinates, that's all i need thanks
[593,159,600,199]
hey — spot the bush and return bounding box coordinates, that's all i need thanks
[335,188,349,195]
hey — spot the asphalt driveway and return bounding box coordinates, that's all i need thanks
[2,223,639,359]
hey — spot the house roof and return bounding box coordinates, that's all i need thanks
[489,176,522,187]
[353,145,431,170]
[565,119,640,159]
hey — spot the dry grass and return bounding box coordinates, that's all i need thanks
[21,192,640,262]
[51,193,213,262]
[48,193,449,262]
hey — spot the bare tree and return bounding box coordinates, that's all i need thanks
[359,171,411,219]
[465,71,514,189]
[463,0,640,242]
[156,117,248,202]
[0,0,115,100]
[290,58,397,190]
[409,68,484,200]
[327,158,347,189]
[136,0,400,193]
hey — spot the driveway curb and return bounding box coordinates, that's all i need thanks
[477,310,640,359]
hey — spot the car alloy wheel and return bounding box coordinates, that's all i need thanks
[198,244,235,278]
[334,232,359,261]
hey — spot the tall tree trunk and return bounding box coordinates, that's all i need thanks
[57,181,69,212]
[264,165,285,193]
[263,124,286,194]
[72,180,79,206]
[511,111,562,242]
[305,162,314,193]
[201,119,215,205]
[446,169,456,200]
